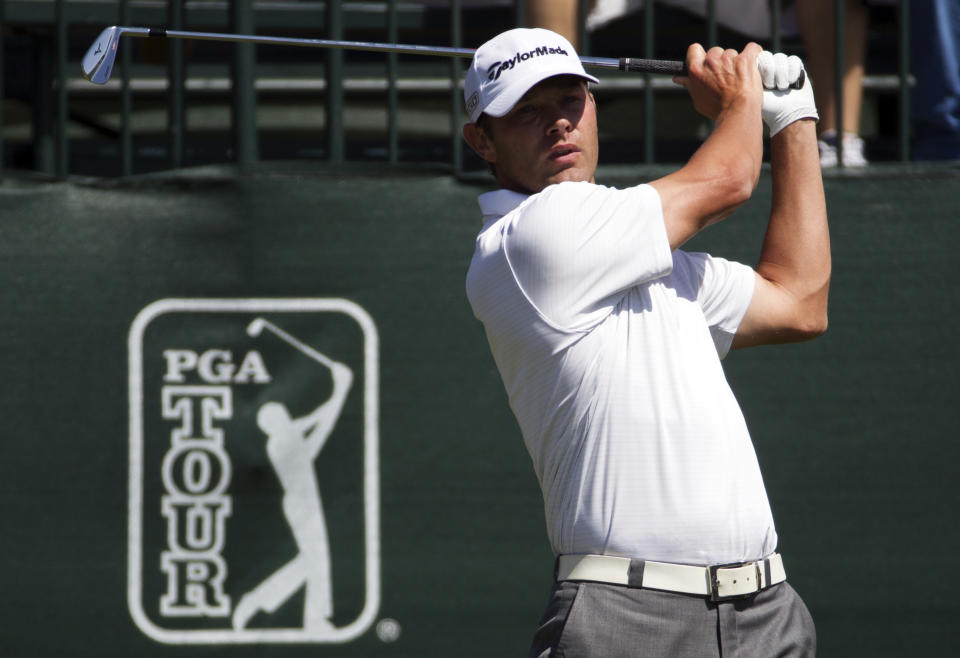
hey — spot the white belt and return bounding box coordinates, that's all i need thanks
[556,553,787,602]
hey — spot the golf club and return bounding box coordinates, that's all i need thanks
[247,317,336,369]
[81,25,804,88]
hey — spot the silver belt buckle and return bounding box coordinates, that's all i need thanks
[708,561,763,602]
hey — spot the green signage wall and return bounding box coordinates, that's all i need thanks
[1,164,957,656]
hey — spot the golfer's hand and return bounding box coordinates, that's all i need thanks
[676,43,763,121]
[758,51,818,136]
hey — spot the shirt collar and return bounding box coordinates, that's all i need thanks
[477,188,531,224]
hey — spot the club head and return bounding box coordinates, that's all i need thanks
[246,318,266,337]
[82,26,122,84]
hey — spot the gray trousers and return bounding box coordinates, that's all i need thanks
[528,580,816,657]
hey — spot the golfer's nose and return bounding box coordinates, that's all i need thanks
[546,109,573,135]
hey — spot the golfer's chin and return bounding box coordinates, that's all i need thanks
[545,163,595,187]
[500,162,595,194]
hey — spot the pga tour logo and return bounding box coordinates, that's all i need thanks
[128,298,380,644]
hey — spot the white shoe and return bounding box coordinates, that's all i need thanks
[818,131,868,168]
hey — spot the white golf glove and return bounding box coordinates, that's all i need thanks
[758,51,818,137]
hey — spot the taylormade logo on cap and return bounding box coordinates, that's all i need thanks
[487,45,570,81]
[464,28,598,123]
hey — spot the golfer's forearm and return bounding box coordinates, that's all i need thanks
[692,98,763,192]
[652,94,763,249]
[716,95,764,167]
[760,119,831,323]
[689,102,763,223]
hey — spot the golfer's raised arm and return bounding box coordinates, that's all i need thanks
[733,54,830,348]
[649,43,764,250]
[296,361,354,445]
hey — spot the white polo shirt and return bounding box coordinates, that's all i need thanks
[465,181,777,566]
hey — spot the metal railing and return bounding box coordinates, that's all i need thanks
[0,0,913,178]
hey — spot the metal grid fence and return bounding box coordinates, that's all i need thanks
[0,0,913,178]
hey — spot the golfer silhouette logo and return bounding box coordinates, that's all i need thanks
[234,318,353,635]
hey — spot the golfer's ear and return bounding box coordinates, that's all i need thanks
[462,122,496,164]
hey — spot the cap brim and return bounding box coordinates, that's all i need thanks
[482,70,600,119]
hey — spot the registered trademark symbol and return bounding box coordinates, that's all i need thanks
[376,617,401,643]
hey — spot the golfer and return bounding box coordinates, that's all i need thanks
[462,28,828,656]
[232,359,353,634]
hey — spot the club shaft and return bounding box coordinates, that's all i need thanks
[257,319,335,369]
[117,26,682,75]
[89,26,802,88]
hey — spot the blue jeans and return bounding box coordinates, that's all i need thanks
[912,0,960,159]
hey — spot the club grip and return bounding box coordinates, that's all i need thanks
[618,58,806,90]
[619,58,685,76]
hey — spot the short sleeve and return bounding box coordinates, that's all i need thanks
[682,252,755,358]
[503,181,673,330]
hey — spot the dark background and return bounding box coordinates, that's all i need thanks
[1,161,958,656]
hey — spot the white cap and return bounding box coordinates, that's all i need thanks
[464,28,599,123]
